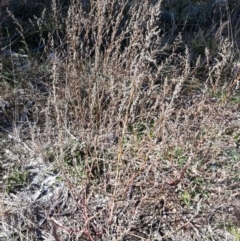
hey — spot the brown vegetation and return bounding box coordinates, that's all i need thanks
[0,0,240,240]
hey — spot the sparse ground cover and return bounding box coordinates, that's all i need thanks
[0,0,240,240]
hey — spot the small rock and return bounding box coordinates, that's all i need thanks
[0,99,10,108]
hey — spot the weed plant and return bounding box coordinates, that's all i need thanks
[0,0,240,240]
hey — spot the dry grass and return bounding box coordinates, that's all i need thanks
[0,0,240,240]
